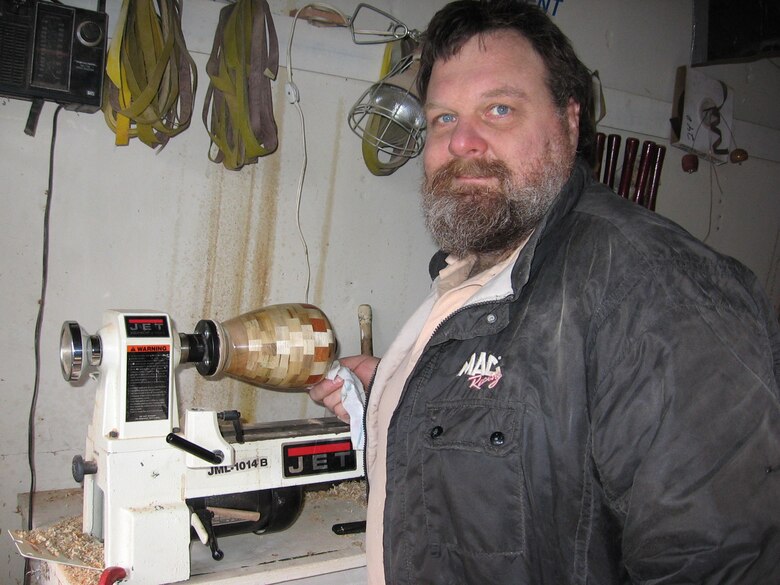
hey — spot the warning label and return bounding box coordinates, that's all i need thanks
[128,345,170,353]
[126,345,170,422]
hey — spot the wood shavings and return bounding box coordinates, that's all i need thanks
[12,516,103,585]
[60,565,101,585]
[305,479,367,506]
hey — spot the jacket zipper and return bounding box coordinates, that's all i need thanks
[362,361,380,498]
[364,297,510,501]
[369,293,516,581]
[381,297,505,456]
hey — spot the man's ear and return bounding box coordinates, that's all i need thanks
[565,98,581,150]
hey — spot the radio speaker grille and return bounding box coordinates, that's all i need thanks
[0,22,30,87]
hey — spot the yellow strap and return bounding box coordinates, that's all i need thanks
[202,0,279,170]
[103,0,198,149]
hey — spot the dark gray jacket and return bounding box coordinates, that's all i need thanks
[382,159,780,584]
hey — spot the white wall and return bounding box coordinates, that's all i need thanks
[1,1,778,583]
[555,0,780,303]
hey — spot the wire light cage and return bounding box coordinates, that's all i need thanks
[348,47,425,176]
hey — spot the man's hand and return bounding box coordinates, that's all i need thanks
[309,355,380,422]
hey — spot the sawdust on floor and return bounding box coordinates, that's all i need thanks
[305,478,366,505]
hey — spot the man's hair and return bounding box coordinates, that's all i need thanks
[417,0,596,165]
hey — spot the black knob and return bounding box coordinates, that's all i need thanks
[490,431,505,446]
[72,455,98,483]
[429,426,444,439]
[76,21,103,47]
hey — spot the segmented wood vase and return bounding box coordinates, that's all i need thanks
[219,304,336,389]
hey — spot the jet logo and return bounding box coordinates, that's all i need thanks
[458,351,503,390]
[124,316,169,338]
[283,440,356,477]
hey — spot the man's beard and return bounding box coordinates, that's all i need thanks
[422,145,573,258]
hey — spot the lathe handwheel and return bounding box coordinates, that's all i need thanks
[60,321,85,381]
[60,321,101,381]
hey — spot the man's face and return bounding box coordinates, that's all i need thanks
[422,31,580,257]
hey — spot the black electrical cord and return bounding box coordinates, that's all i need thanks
[23,103,63,585]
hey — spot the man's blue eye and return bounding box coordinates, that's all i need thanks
[439,113,456,123]
[492,104,510,116]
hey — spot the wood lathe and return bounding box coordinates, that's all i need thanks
[32,304,364,584]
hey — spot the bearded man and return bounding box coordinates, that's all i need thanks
[311,1,780,584]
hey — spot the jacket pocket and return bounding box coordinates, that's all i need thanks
[421,398,527,556]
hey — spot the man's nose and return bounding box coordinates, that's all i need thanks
[448,120,488,158]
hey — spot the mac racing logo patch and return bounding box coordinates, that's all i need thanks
[458,351,503,390]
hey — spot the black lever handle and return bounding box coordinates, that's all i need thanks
[332,520,367,535]
[218,410,245,444]
[166,433,224,465]
[192,507,224,561]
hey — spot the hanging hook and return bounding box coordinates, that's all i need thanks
[348,3,420,44]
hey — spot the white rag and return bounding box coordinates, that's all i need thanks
[325,360,365,450]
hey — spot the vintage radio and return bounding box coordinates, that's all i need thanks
[0,0,107,112]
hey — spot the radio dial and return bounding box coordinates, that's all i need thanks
[76,21,103,47]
